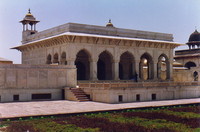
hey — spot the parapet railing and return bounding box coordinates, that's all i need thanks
[78,81,200,89]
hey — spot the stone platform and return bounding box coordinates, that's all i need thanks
[0,98,199,119]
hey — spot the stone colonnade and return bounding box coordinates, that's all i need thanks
[46,48,171,82]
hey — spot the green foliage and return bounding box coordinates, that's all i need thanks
[162,110,200,118]
[106,114,193,132]
[1,105,200,132]
[194,128,200,132]
[34,121,98,132]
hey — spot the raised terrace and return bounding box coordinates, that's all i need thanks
[64,81,200,103]
[22,23,174,44]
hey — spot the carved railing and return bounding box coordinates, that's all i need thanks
[78,81,200,89]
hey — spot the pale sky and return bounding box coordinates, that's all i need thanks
[0,0,200,64]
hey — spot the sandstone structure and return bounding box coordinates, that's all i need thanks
[0,9,199,103]
[174,30,200,82]
[0,57,13,64]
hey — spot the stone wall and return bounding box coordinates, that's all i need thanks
[70,81,200,103]
[0,64,76,102]
[173,67,200,82]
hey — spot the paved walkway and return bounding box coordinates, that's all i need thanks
[0,98,199,119]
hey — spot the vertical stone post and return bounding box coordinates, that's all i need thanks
[90,60,98,80]
[169,49,173,80]
[153,60,157,81]
[157,61,161,80]
[34,23,36,31]
[135,60,141,81]
[132,60,136,76]
[26,23,28,30]
[23,24,25,31]
[113,60,119,80]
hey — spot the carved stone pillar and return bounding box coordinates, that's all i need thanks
[135,60,140,81]
[153,61,157,81]
[90,60,98,80]
[113,60,119,80]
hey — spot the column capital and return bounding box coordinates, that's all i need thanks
[91,59,98,62]
[113,59,120,63]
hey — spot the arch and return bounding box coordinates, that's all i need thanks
[75,49,91,80]
[46,54,52,64]
[119,51,136,80]
[53,53,59,64]
[139,52,154,80]
[184,61,196,69]
[157,54,170,80]
[60,52,67,65]
[193,71,198,81]
[97,50,113,80]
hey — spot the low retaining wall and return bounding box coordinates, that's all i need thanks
[0,64,76,102]
[77,81,200,103]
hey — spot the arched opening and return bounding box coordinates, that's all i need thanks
[119,52,135,80]
[193,71,198,81]
[139,53,154,80]
[46,54,52,64]
[61,52,67,65]
[185,61,196,69]
[97,51,113,80]
[53,53,59,64]
[157,54,170,80]
[75,50,90,80]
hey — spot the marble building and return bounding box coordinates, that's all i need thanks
[1,10,200,103]
[13,10,180,82]
[174,29,200,82]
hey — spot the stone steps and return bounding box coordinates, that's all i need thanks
[70,88,90,102]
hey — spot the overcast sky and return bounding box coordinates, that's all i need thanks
[0,0,200,63]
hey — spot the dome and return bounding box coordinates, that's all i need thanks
[106,19,114,27]
[23,9,36,21]
[186,29,200,49]
[188,30,200,42]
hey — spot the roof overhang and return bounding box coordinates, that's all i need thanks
[12,32,183,50]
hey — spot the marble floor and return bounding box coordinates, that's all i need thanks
[0,98,199,119]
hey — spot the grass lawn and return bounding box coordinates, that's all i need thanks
[1,104,200,132]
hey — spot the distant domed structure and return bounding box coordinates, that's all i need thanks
[20,9,40,41]
[23,9,36,21]
[187,29,200,49]
[106,19,114,27]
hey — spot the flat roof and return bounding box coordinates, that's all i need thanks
[22,23,175,44]
[12,32,183,49]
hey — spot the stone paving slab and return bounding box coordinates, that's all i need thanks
[0,98,200,119]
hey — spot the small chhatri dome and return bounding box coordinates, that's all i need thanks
[187,29,200,49]
[20,9,40,33]
[24,9,36,21]
[106,19,114,27]
[188,29,200,42]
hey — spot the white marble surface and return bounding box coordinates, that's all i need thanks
[0,98,199,118]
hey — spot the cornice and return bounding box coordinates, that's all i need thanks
[13,34,181,52]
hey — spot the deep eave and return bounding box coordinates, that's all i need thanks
[12,32,183,51]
